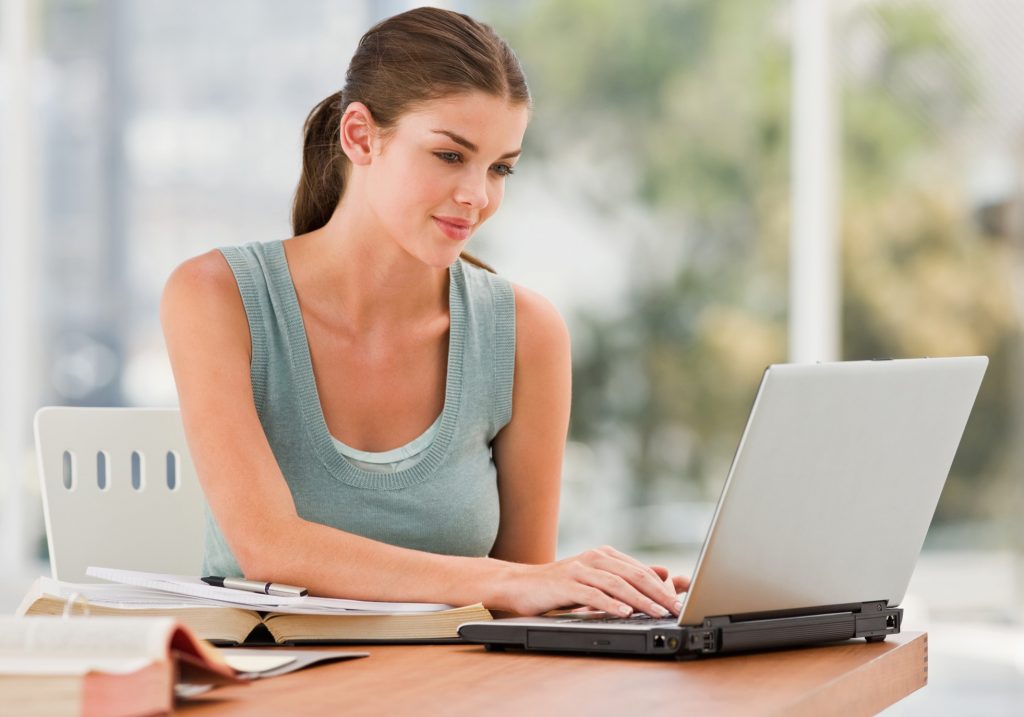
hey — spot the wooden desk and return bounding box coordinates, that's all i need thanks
[179,631,926,716]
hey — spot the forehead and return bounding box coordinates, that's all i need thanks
[396,92,530,148]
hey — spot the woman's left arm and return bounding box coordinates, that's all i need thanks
[489,284,572,565]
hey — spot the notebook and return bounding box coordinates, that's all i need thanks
[459,356,987,658]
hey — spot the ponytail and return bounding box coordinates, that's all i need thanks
[291,91,347,237]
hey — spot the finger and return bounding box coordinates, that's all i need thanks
[576,564,672,618]
[648,565,675,594]
[586,552,680,616]
[598,546,663,581]
[600,550,679,603]
[652,566,689,594]
[573,583,635,617]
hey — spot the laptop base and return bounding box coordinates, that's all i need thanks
[459,601,902,659]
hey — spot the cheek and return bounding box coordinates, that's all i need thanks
[393,165,431,202]
[484,181,506,219]
[373,156,439,212]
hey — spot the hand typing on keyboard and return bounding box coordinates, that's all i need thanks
[489,545,690,618]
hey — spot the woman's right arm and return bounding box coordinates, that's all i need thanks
[160,251,679,616]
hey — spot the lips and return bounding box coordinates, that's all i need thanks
[433,216,474,241]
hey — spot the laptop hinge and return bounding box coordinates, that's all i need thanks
[702,600,890,627]
[688,601,899,655]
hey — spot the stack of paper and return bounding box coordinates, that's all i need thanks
[84,567,455,614]
[18,569,492,645]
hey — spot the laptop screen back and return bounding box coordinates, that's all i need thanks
[678,356,987,625]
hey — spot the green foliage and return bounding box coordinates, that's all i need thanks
[490,0,1018,535]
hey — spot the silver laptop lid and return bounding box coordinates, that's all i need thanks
[678,356,987,625]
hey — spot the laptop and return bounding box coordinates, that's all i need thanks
[459,356,988,658]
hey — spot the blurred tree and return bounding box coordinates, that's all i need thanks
[489,0,1017,542]
[839,4,1018,526]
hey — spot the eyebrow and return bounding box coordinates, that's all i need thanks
[431,129,522,160]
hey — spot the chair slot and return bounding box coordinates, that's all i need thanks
[166,451,178,491]
[96,451,109,490]
[131,451,144,491]
[62,451,75,490]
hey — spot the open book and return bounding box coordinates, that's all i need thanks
[0,615,240,717]
[18,576,492,645]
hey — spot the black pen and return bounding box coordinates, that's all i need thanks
[201,576,308,598]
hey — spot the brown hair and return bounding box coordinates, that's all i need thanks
[291,7,530,271]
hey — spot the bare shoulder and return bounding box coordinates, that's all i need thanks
[161,250,245,322]
[161,249,249,358]
[511,283,570,360]
[162,250,238,306]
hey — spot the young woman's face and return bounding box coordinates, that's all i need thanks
[364,91,530,268]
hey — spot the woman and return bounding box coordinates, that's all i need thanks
[162,6,687,618]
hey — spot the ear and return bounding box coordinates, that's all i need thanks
[339,101,377,166]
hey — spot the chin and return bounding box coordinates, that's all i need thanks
[430,239,472,268]
[403,224,474,269]
[441,250,467,268]
[416,248,465,270]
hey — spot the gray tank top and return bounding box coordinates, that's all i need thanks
[202,240,515,577]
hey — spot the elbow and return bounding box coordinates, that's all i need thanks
[229,514,305,580]
[234,548,271,581]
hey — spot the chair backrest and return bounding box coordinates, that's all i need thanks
[34,407,207,583]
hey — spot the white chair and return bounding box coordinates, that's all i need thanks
[34,407,207,583]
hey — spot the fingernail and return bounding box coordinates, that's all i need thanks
[674,601,683,613]
[619,604,633,616]
[652,603,669,618]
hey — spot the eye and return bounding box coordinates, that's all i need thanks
[492,163,515,177]
[435,151,461,164]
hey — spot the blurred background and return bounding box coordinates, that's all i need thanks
[1,0,1022,711]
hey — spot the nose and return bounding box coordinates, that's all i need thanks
[454,170,489,210]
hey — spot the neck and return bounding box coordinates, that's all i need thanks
[287,198,450,334]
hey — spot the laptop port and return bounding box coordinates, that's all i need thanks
[886,614,897,629]
[653,635,666,648]
[702,631,715,652]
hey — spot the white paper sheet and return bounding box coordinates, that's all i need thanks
[86,567,454,614]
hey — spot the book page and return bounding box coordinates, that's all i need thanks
[261,598,462,616]
[87,567,455,613]
[87,567,299,608]
[0,616,173,675]
[23,576,264,611]
[218,649,368,678]
[220,653,296,674]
